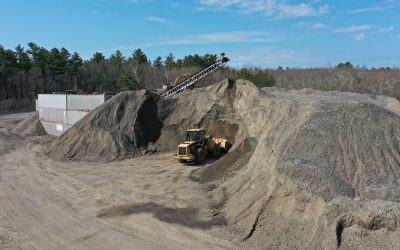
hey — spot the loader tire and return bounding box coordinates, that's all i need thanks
[195,148,206,164]
[213,145,221,157]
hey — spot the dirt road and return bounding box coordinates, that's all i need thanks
[0,113,233,249]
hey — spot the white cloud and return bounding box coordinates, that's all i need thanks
[334,25,370,33]
[311,22,327,29]
[145,16,176,26]
[318,5,330,14]
[98,0,154,3]
[144,31,282,46]
[228,47,319,67]
[354,33,367,41]
[196,0,329,18]
[378,26,394,33]
[168,1,181,8]
[297,22,327,29]
[146,16,168,23]
[124,0,154,3]
[91,10,118,16]
[278,3,317,17]
[105,31,284,54]
[348,5,396,13]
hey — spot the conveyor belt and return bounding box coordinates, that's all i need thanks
[160,57,229,98]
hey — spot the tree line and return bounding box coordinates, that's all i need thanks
[0,43,275,103]
[1,43,400,107]
[269,65,400,100]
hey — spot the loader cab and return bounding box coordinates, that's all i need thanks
[185,129,205,145]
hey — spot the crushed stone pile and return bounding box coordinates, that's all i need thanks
[12,112,47,136]
[47,91,163,161]
[47,79,400,248]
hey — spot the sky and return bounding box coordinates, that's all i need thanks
[0,0,399,68]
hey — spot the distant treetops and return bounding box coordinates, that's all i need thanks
[0,43,274,101]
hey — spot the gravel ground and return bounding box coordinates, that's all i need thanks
[3,79,400,249]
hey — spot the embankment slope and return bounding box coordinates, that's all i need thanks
[48,79,400,248]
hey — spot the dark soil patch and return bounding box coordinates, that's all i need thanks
[201,119,239,145]
[190,137,257,183]
[97,202,226,229]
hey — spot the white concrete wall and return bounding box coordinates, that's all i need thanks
[41,121,72,136]
[38,108,90,126]
[67,95,105,110]
[38,107,65,123]
[37,93,111,136]
[37,94,67,109]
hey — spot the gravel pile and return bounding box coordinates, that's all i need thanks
[45,79,400,248]
[47,91,163,161]
[12,112,47,136]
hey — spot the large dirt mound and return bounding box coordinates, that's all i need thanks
[12,112,47,136]
[168,79,400,248]
[48,79,400,201]
[47,79,400,248]
[47,91,163,161]
[47,80,240,161]
[192,82,400,248]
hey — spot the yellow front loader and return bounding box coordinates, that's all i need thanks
[174,128,231,163]
[162,73,192,90]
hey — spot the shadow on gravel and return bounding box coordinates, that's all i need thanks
[178,157,220,168]
[97,202,226,229]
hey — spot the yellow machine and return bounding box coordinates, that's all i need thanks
[174,128,231,163]
[162,73,192,90]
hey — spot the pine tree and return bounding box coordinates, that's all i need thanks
[69,52,83,89]
[153,56,163,68]
[165,53,175,70]
[131,49,148,65]
[15,45,31,71]
[0,46,18,99]
[201,54,217,67]
[110,50,125,65]
[116,73,135,91]
[91,52,105,63]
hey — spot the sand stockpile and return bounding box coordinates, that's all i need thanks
[47,79,400,248]
[47,80,240,161]
[12,112,47,136]
[172,80,400,248]
[47,91,163,161]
